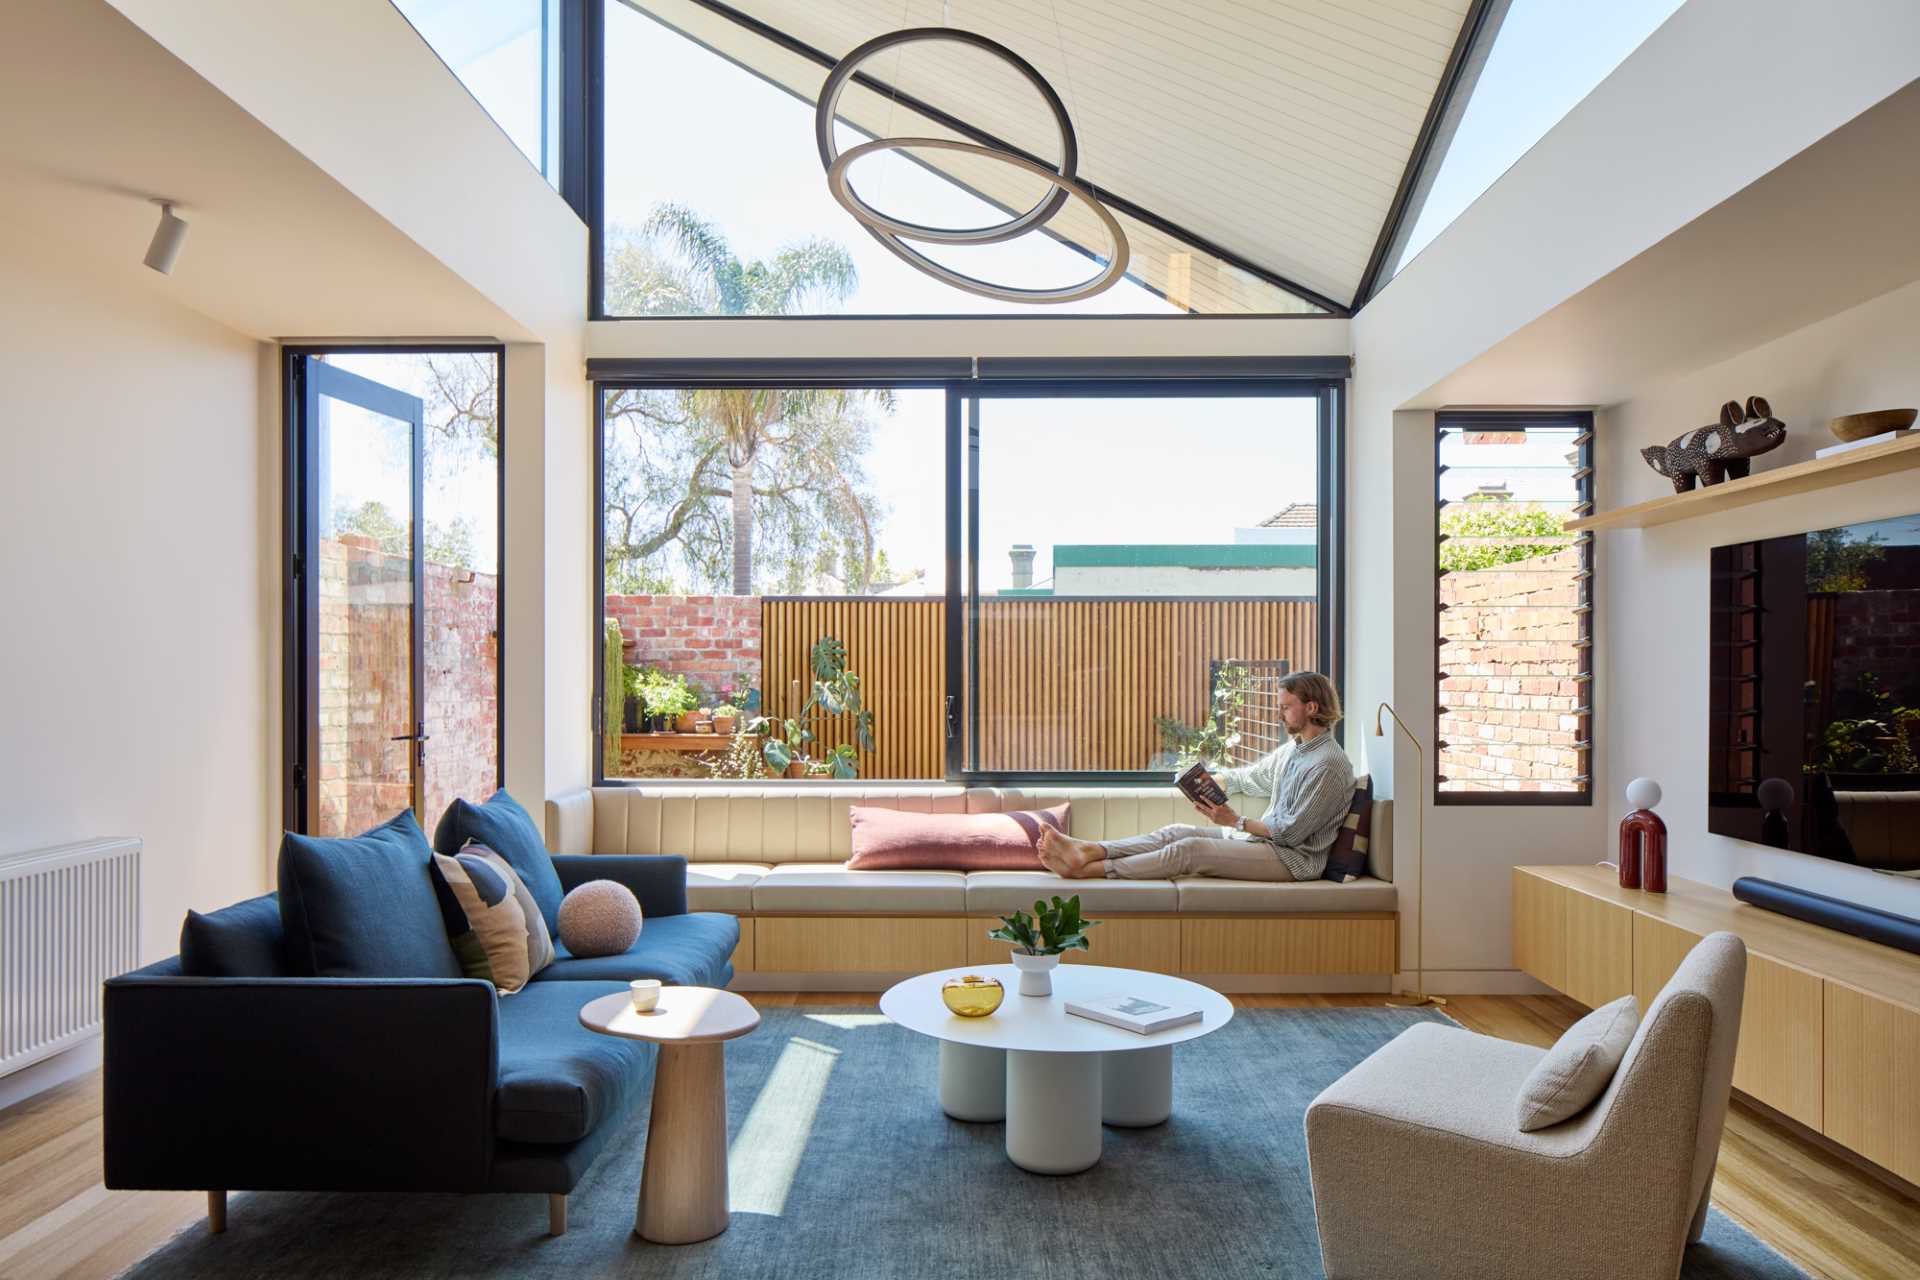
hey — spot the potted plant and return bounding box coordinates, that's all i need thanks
[711,701,739,736]
[987,895,1100,996]
[640,671,695,733]
[748,636,876,780]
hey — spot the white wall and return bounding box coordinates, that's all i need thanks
[0,233,274,962]
[1599,279,1920,919]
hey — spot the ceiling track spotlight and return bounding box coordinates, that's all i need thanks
[813,27,1129,304]
[143,199,189,275]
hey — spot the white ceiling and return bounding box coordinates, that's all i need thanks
[631,0,1475,312]
[0,0,529,343]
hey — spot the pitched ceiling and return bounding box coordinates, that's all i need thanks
[626,0,1477,313]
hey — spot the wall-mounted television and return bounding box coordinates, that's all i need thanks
[1708,513,1920,875]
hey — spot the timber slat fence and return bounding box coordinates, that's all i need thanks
[763,597,1317,778]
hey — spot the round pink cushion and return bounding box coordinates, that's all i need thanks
[557,880,643,957]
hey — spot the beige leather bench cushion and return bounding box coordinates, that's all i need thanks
[1175,875,1397,913]
[685,863,770,913]
[751,864,968,913]
[963,872,1178,914]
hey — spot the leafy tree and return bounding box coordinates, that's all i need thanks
[1806,527,1887,593]
[601,204,918,595]
[331,501,476,571]
[1438,502,1570,572]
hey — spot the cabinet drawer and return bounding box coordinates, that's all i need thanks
[1564,892,1634,1007]
[1512,869,1567,990]
[967,917,1182,973]
[1732,956,1823,1129]
[1823,985,1920,1184]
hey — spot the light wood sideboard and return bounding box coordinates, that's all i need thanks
[1513,864,1920,1184]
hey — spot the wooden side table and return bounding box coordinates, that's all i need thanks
[579,987,760,1244]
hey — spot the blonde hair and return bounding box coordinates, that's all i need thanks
[1277,671,1342,730]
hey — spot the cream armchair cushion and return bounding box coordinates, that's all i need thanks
[1513,994,1640,1131]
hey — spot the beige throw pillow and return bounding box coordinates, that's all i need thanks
[1514,994,1640,1132]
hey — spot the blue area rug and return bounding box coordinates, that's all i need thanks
[124,1006,1804,1279]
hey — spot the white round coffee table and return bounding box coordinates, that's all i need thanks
[879,964,1232,1174]
[579,987,759,1244]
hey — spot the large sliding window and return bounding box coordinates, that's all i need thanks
[595,370,1341,785]
[1434,412,1592,803]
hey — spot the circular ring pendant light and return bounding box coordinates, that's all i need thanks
[814,26,1129,302]
[827,137,1130,304]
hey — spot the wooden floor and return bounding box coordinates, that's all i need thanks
[3,993,1915,1279]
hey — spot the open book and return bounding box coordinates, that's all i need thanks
[1175,761,1228,808]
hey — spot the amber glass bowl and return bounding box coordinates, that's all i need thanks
[941,973,1005,1017]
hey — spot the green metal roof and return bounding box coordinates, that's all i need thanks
[1053,544,1317,568]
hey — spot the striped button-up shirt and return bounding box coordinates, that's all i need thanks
[1215,733,1356,881]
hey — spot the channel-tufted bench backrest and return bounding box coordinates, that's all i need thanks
[548,781,1392,881]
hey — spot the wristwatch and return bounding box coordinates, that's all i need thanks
[1234,815,1249,833]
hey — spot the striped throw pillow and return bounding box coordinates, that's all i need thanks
[1321,778,1372,883]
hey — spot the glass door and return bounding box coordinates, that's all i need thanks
[288,356,426,835]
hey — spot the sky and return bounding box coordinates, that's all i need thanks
[1391,0,1687,274]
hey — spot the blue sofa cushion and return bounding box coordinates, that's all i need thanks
[531,911,739,987]
[278,811,462,980]
[435,791,564,936]
[180,893,288,977]
[495,979,651,1145]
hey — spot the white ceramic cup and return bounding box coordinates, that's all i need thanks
[629,979,662,1013]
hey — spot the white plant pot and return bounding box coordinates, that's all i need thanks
[1011,950,1062,997]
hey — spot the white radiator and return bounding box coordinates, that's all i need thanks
[0,838,141,1078]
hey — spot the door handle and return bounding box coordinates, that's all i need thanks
[944,695,956,740]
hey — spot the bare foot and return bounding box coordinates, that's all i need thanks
[1038,826,1104,877]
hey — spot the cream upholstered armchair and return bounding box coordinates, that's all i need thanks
[1304,932,1747,1280]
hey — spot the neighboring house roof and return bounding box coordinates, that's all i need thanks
[1257,503,1319,529]
[1054,544,1316,569]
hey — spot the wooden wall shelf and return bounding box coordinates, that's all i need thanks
[1566,433,1920,533]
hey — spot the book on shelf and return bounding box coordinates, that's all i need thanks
[1175,761,1228,808]
[1065,992,1203,1035]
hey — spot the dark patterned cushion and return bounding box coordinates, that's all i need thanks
[1321,778,1372,883]
[431,847,551,994]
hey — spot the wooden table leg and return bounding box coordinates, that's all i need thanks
[636,1040,730,1244]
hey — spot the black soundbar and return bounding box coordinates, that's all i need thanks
[1731,877,1920,957]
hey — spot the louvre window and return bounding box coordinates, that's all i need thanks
[1434,413,1593,802]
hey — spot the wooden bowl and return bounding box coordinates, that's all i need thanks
[1828,408,1917,442]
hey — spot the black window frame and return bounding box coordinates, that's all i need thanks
[1432,410,1594,807]
[591,366,1345,787]
[281,343,509,834]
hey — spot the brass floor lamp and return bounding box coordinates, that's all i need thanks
[1377,702,1446,1009]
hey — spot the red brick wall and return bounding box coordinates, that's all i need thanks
[316,534,498,836]
[1438,545,1585,791]
[605,594,761,702]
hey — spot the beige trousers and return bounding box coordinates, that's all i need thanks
[1099,824,1297,881]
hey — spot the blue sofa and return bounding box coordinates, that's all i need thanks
[103,852,739,1237]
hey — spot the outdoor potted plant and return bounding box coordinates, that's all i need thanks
[711,698,739,737]
[640,671,695,733]
[748,636,876,780]
[987,895,1100,997]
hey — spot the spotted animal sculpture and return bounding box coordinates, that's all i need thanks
[1640,396,1786,492]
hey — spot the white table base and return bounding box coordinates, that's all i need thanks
[939,1041,1007,1121]
[1007,1050,1103,1174]
[1100,1044,1173,1127]
[939,1040,1176,1172]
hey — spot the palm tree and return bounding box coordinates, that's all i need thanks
[608,204,867,595]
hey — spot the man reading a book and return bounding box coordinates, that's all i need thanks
[1038,671,1355,883]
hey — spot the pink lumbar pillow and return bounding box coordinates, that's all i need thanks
[846,805,1070,871]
